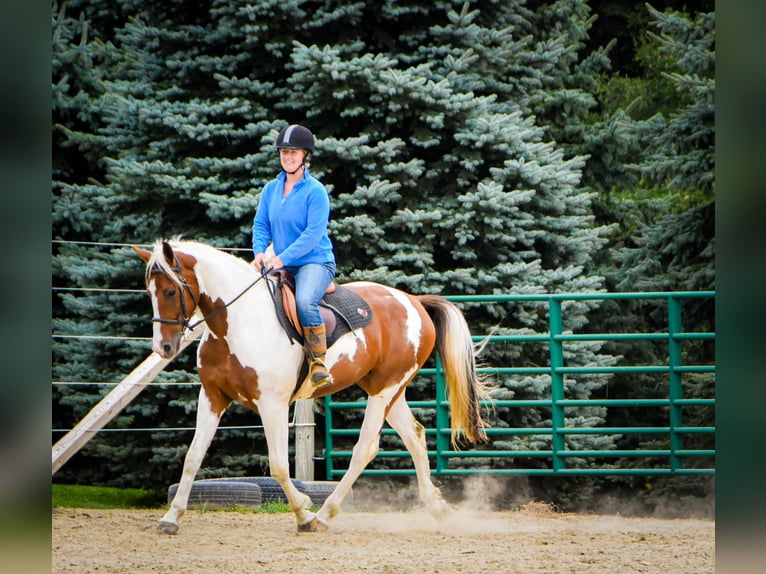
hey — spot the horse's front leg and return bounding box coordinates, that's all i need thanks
[313,393,391,529]
[157,388,224,534]
[258,399,314,530]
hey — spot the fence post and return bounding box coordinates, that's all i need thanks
[434,354,449,473]
[667,296,684,471]
[294,399,314,481]
[548,298,566,471]
[323,395,335,480]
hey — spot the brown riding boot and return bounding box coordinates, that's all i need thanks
[303,324,332,388]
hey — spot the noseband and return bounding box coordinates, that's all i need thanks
[150,255,199,331]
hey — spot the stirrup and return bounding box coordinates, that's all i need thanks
[309,359,332,388]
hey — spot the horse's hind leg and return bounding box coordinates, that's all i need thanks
[157,388,223,534]
[385,395,450,519]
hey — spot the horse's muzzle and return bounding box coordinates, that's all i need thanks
[153,334,181,358]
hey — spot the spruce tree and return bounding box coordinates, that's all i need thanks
[587,4,715,507]
[52,0,650,496]
[613,5,714,292]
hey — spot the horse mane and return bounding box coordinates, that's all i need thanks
[145,237,252,287]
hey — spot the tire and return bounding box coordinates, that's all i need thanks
[196,477,304,503]
[299,481,350,506]
[167,480,262,509]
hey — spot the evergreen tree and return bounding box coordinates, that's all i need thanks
[612,5,714,292]
[52,0,702,504]
[52,0,275,487]
[588,4,715,507]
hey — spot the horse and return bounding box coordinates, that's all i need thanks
[133,238,490,534]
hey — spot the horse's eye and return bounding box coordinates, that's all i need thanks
[165,289,177,298]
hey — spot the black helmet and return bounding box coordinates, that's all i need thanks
[276,124,314,152]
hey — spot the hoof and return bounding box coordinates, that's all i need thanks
[297,517,330,533]
[431,501,453,521]
[156,521,179,535]
[297,517,318,532]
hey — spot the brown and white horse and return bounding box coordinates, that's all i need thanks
[133,239,489,533]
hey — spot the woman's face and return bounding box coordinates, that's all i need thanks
[279,148,306,172]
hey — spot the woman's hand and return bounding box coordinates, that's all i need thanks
[252,252,266,271]
[253,253,284,271]
[264,255,284,271]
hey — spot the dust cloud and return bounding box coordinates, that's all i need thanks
[345,474,713,523]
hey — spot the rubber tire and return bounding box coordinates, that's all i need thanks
[189,477,348,506]
[299,481,351,506]
[196,477,304,503]
[167,480,262,509]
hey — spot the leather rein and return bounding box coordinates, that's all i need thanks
[150,255,269,331]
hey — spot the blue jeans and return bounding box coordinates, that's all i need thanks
[283,262,336,328]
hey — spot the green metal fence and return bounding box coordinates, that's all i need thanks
[323,291,715,478]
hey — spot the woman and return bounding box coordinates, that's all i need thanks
[252,124,336,388]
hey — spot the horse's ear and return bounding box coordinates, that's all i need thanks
[132,245,152,263]
[162,241,175,264]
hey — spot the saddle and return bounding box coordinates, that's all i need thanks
[268,270,373,347]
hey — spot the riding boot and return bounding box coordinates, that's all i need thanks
[303,324,332,388]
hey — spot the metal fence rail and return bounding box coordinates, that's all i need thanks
[323,291,715,479]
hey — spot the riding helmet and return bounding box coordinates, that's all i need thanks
[275,124,315,152]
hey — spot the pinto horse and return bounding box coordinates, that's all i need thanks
[133,239,489,533]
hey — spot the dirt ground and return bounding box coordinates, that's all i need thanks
[52,502,714,574]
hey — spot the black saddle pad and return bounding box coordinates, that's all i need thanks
[321,285,373,346]
[274,283,373,347]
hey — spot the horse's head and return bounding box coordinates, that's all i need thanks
[133,240,200,358]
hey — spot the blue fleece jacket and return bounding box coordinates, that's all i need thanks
[252,168,335,267]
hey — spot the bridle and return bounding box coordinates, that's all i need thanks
[149,255,268,332]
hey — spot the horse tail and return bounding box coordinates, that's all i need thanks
[418,294,491,447]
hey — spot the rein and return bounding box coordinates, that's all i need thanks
[151,256,269,331]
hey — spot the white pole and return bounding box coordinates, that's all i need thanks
[294,399,315,481]
[52,326,203,475]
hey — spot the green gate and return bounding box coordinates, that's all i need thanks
[322,291,715,478]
